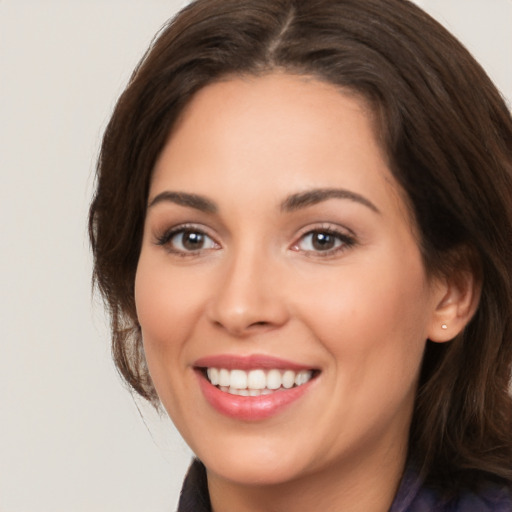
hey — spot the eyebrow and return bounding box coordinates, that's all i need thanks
[148,191,218,213]
[147,187,379,215]
[280,188,380,213]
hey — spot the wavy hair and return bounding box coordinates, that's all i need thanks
[89,0,512,492]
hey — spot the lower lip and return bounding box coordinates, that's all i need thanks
[196,372,314,421]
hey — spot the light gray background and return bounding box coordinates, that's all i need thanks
[1,1,510,511]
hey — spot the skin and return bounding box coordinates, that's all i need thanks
[135,73,470,512]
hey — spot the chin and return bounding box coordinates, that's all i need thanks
[203,453,310,486]
[184,430,314,486]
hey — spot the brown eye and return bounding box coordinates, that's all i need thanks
[298,231,342,252]
[293,229,355,256]
[311,232,336,251]
[158,228,219,253]
[181,231,206,250]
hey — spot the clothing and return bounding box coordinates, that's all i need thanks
[389,465,512,512]
[178,459,211,512]
[177,458,512,511]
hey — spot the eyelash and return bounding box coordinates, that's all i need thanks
[291,226,356,258]
[155,224,219,257]
[154,224,356,258]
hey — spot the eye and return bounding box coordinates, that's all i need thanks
[292,228,355,256]
[156,226,219,254]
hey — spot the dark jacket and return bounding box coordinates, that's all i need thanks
[177,459,512,511]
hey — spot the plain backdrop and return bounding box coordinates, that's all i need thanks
[0,1,510,511]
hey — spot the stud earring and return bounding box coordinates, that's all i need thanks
[441,323,448,330]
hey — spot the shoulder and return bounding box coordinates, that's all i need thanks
[391,465,512,512]
[450,483,512,512]
[177,459,211,512]
[395,483,512,512]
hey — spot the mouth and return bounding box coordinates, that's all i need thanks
[200,367,317,396]
[193,354,320,420]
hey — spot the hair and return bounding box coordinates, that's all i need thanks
[89,0,512,493]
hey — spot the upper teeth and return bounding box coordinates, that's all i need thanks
[206,368,313,392]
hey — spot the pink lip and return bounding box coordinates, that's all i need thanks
[194,353,312,371]
[196,371,315,421]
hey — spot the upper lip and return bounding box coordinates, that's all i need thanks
[193,354,316,371]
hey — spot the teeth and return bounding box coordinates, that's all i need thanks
[230,369,247,389]
[267,369,282,390]
[206,368,219,386]
[219,368,230,387]
[247,369,266,389]
[282,370,295,389]
[295,370,311,386]
[205,367,314,393]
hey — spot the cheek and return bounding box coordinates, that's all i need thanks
[298,253,431,388]
[134,255,211,421]
[134,256,204,381]
[135,254,207,340]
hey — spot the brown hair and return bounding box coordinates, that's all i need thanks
[89,0,512,492]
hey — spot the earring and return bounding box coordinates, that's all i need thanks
[441,323,448,330]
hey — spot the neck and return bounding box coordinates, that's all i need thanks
[207,442,408,512]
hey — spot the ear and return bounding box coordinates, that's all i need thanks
[427,269,482,343]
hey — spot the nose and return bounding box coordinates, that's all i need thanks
[206,247,289,337]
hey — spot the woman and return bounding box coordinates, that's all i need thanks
[89,0,512,510]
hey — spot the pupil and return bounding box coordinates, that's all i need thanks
[183,232,204,250]
[312,232,334,251]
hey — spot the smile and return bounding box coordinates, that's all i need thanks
[205,368,314,396]
[194,355,319,421]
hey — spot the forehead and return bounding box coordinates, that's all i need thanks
[155,75,377,173]
[150,73,409,226]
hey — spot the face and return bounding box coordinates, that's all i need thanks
[135,74,443,487]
